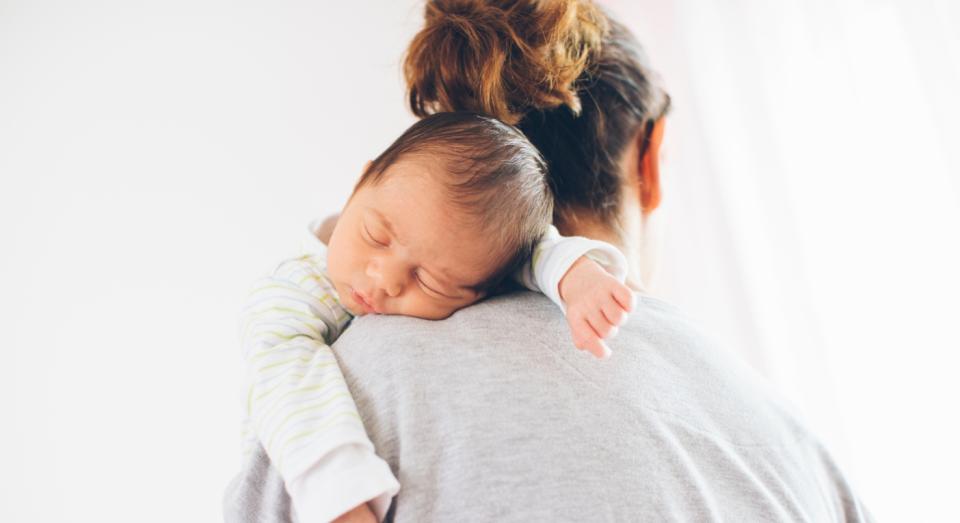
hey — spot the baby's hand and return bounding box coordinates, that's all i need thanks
[558,256,635,359]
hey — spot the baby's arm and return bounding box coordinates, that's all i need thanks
[516,226,634,358]
[241,253,398,521]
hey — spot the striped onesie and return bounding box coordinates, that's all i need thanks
[236,223,627,522]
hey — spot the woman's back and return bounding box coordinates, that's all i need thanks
[327,292,871,522]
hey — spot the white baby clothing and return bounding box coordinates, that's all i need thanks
[236,222,627,522]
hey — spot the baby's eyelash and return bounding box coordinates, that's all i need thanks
[415,272,438,293]
[416,271,453,299]
[363,223,387,247]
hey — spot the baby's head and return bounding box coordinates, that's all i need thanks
[327,112,553,320]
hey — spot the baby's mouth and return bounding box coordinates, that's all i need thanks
[351,289,378,314]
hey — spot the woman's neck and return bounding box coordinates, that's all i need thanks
[555,209,651,294]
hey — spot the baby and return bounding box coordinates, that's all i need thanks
[236,112,633,522]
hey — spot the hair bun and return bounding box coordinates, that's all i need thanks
[405,0,607,124]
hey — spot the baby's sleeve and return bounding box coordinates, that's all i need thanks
[240,253,399,521]
[515,225,629,312]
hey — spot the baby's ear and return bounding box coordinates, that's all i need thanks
[316,214,340,245]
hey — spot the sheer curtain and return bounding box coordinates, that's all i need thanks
[609,1,960,520]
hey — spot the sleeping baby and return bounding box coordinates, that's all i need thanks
[235,112,634,522]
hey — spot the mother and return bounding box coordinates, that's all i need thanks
[227,1,871,521]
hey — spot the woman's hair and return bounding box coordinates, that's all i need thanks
[404,0,671,233]
[356,111,553,294]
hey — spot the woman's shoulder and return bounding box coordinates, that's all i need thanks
[336,290,692,341]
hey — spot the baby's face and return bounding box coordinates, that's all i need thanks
[327,159,498,320]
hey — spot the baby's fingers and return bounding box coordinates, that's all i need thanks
[601,298,628,328]
[612,284,635,313]
[587,308,618,339]
[573,316,610,359]
[583,337,612,360]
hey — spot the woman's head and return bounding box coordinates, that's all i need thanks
[404,0,670,252]
[327,112,552,319]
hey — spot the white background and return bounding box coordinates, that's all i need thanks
[2,1,957,521]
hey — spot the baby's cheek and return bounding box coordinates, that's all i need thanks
[428,296,482,321]
[325,249,342,279]
[401,297,459,321]
[429,305,459,321]
[393,292,481,321]
[417,302,456,321]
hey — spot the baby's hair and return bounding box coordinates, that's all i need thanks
[355,112,553,295]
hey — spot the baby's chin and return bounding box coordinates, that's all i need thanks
[345,304,368,316]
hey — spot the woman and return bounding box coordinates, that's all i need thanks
[226,1,871,521]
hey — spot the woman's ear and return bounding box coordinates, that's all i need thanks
[638,118,666,214]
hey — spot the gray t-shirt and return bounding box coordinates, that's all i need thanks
[224,292,871,522]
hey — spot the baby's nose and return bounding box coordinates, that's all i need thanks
[382,280,402,298]
[366,259,405,298]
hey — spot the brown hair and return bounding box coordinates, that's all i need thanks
[404,0,671,234]
[356,112,553,294]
